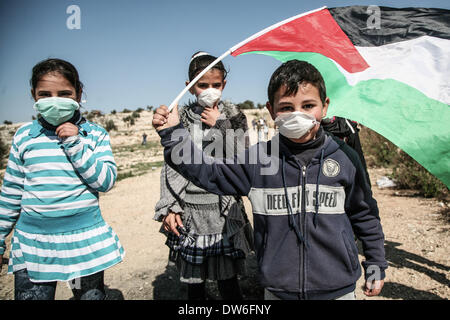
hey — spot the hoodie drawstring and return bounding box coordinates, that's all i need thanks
[313,149,325,228]
[282,155,307,247]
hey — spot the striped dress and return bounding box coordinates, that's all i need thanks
[0,120,124,282]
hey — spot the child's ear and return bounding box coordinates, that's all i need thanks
[186,81,195,95]
[322,97,330,118]
[222,79,227,91]
[31,89,37,102]
[266,101,276,120]
[76,89,82,103]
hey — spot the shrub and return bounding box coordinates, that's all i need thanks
[86,113,94,121]
[111,110,117,115]
[122,116,135,126]
[0,138,9,169]
[85,110,103,121]
[3,120,12,125]
[359,126,398,167]
[359,125,448,198]
[391,151,448,199]
[131,111,140,119]
[237,100,255,110]
[122,108,132,113]
[117,171,134,182]
[105,119,117,132]
[0,137,8,169]
[91,110,103,117]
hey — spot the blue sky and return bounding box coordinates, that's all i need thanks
[1,0,449,123]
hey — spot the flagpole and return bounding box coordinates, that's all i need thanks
[167,6,327,111]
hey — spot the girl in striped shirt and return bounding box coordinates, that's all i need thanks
[0,58,124,300]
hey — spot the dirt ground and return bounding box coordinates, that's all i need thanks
[0,110,448,300]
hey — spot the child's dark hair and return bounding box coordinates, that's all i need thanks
[188,51,228,81]
[267,60,326,106]
[30,58,84,98]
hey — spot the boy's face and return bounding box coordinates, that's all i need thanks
[267,82,329,143]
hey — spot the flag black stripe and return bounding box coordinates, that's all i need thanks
[329,6,450,47]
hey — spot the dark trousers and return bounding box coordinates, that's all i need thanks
[14,269,105,300]
[187,276,243,300]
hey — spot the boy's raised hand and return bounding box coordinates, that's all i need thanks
[152,105,180,132]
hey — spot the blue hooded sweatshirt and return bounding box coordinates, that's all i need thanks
[158,123,387,300]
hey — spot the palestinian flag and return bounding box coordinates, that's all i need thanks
[231,6,450,187]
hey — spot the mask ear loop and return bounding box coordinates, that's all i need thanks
[77,89,87,110]
[306,119,320,135]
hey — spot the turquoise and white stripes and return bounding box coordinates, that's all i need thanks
[8,221,124,282]
[0,120,124,281]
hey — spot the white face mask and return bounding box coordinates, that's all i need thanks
[274,111,319,139]
[197,88,222,107]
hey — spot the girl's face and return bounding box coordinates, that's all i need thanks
[32,72,80,102]
[187,69,226,97]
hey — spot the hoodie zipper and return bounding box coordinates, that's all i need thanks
[301,165,307,299]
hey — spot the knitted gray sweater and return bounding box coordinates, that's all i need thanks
[154,101,251,254]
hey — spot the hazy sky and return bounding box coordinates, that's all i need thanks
[1,0,449,123]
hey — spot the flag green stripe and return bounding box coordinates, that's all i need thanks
[244,51,450,187]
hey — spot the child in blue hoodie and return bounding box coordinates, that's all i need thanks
[152,60,387,300]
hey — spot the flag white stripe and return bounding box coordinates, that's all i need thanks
[334,36,450,105]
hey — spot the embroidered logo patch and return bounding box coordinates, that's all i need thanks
[322,159,340,177]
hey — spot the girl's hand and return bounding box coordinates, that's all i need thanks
[201,105,220,127]
[162,212,183,236]
[364,279,384,296]
[152,105,180,132]
[55,122,79,139]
